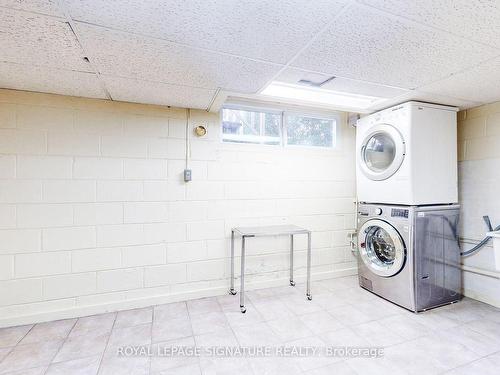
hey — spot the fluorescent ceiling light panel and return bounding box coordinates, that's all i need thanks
[261,81,381,109]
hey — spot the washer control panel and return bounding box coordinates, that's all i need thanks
[358,206,383,217]
[358,206,410,219]
[391,208,409,218]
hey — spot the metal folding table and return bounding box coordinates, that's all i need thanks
[229,224,312,313]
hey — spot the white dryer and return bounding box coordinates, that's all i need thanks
[356,101,458,205]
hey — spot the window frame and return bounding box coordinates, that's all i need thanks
[220,103,283,146]
[220,103,340,150]
[283,110,337,150]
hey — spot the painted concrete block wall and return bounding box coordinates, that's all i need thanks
[457,103,500,307]
[0,89,356,327]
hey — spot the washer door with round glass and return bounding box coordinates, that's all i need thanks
[360,124,405,181]
[358,219,406,277]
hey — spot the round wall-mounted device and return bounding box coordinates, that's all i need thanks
[194,125,207,137]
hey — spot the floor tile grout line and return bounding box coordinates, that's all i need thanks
[184,300,202,375]
[41,318,78,374]
[462,319,500,343]
[148,305,156,374]
[0,346,14,367]
[237,286,344,372]
[360,320,491,372]
[446,348,500,373]
[48,355,104,374]
[302,359,351,375]
[447,350,500,371]
[215,293,258,375]
[95,313,118,375]
[435,346,500,374]
[4,318,79,375]
[13,323,36,348]
[2,364,50,375]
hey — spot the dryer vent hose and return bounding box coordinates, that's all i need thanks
[461,216,500,257]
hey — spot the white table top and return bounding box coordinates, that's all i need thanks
[232,224,310,237]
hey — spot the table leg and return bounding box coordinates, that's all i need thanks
[306,232,312,301]
[289,234,295,286]
[229,230,236,295]
[239,236,247,313]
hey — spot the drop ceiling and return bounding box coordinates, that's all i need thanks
[0,0,499,112]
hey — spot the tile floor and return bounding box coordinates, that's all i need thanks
[1,276,500,374]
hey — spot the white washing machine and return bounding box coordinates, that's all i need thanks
[356,101,458,205]
[357,203,462,312]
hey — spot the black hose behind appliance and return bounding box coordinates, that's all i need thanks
[461,216,500,257]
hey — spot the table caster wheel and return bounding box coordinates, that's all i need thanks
[289,280,296,287]
[240,306,246,313]
[229,288,237,295]
[306,294,312,301]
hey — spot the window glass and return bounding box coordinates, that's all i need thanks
[285,114,335,148]
[222,108,281,145]
[221,106,337,148]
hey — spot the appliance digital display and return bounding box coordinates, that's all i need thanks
[391,209,409,218]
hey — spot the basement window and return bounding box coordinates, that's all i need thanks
[285,113,336,148]
[221,105,337,148]
[221,107,281,145]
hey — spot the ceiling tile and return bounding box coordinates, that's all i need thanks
[358,0,500,48]
[0,0,64,17]
[102,75,216,109]
[367,90,481,112]
[0,62,107,98]
[0,8,91,71]
[275,67,409,98]
[66,0,349,64]
[77,24,283,94]
[291,4,499,89]
[417,56,500,104]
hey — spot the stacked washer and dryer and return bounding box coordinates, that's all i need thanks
[355,101,462,312]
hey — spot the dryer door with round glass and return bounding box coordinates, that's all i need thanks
[359,124,405,181]
[358,219,406,277]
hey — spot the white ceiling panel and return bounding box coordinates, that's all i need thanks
[0,62,107,98]
[357,0,500,48]
[275,67,409,98]
[0,1,498,109]
[0,0,64,17]
[291,4,499,89]
[418,56,500,104]
[0,8,91,71]
[102,75,216,109]
[76,24,283,94]
[367,90,481,112]
[66,0,349,64]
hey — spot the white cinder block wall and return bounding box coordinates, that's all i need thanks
[0,89,356,327]
[457,103,500,307]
